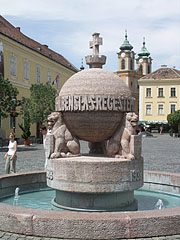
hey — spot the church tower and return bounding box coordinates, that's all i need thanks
[117,30,135,71]
[136,38,152,75]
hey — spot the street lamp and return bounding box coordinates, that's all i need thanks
[12,98,16,133]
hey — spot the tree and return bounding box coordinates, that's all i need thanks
[167,110,180,134]
[29,83,58,124]
[19,97,31,140]
[167,110,180,127]
[0,74,19,119]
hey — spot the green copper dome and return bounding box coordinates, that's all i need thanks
[120,30,133,51]
[138,38,150,57]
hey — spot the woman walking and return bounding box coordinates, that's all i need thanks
[4,132,17,174]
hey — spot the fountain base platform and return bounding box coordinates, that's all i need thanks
[47,156,143,211]
[52,191,138,211]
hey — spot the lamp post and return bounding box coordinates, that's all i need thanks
[12,98,16,133]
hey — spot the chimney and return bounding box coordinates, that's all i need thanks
[16,27,21,32]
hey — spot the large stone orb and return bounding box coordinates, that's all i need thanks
[56,68,134,142]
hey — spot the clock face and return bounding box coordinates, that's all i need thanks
[121,52,125,58]
[139,58,143,63]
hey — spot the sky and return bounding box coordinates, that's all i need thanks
[1,0,180,72]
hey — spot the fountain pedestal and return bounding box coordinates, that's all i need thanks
[47,154,143,211]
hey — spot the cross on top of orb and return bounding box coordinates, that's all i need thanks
[89,33,103,56]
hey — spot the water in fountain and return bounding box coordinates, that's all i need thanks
[1,188,180,211]
[155,199,165,209]
[13,187,20,206]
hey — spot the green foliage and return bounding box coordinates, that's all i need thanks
[29,83,58,124]
[20,97,31,120]
[0,74,19,119]
[18,97,31,139]
[18,118,31,140]
[167,110,180,127]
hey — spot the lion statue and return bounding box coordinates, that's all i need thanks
[107,112,138,160]
[46,112,80,159]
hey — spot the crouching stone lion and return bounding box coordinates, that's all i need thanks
[107,112,139,160]
[46,112,80,159]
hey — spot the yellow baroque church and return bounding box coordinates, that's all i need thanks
[138,65,180,128]
[116,31,152,114]
[0,16,78,139]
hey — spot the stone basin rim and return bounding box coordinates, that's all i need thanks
[0,170,180,239]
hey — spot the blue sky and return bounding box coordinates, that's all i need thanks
[1,0,180,72]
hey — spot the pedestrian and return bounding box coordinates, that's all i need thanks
[40,125,47,169]
[160,125,163,134]
[4,132,17,174]
[40,125,47,150]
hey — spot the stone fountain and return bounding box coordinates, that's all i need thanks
[46,32,143,212]
[0,33,180,239]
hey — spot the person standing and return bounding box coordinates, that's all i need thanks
[40,125,47,150]
[4,132,17,174]
[40,125,48,169]
[160,125,163,134]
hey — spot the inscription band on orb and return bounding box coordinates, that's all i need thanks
[56,95,135,112]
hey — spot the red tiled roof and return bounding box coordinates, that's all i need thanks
[0,15,78,72]
[141,67,180,80]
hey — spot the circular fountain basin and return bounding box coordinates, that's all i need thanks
[0,171,180,239]
[1,188,180,211]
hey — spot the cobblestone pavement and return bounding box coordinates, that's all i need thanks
[0,133,180,239]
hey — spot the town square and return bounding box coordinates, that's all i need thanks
[0,0,180,239]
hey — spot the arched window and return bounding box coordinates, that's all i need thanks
[148,64,151,74]
[139,64,143,73]
[121,59,125,69]
[130,59,133,70]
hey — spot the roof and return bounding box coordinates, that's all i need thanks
[138,40,150,57]
[141,66,180,80]
[0,16,78,72]
[120,31,133,51]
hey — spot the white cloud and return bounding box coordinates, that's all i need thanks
[1,0,180,70]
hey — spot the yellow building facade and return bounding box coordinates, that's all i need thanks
[0,16,77,139]
[139,65,180,126]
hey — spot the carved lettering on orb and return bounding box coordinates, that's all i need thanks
[58,95,135,112]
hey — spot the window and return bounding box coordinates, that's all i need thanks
[158,104,164,115]
[10,56,16,76]
[170,104,176,113]
[0,116,1,128]
[146,104,152,115]
[146,88,151,97]
[56,75,60,89]
[170,88,176,97]
[121,59,125,69]
[36,66,41,83]
[24,61,29,80]
[148,64,151,74]
[47,71,52,84]
[130,59,133,70]
[158,88,163,97]
[139,64,143,73]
